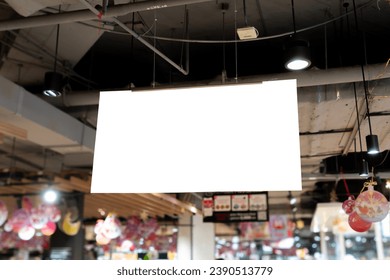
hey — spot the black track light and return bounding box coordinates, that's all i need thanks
[359,158,369,177]
[43,72,63,97]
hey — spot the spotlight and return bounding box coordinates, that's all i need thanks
[284,39,311,71]
[43,189,59,204]
[43,71,64,97]
[366,134,380,155]
[359,158,369,177]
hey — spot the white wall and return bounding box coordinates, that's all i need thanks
[177,214,215,260]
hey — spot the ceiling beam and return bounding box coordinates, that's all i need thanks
[0,0,214,31]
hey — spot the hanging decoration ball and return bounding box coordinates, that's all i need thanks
[42,204,62,223]
[18,225,36,241]
[61,212,81,236]
[355,184,389,222]
[348,211,372,232]
[342,195,355,215]
[29,206,49,230]
[96,233,111,245]
[0,200,8,227]
[94,219,105,235]
[41,221,57,236]
[9,208,30,233]
[120,239,134,252]
[3,222,13,232]
[101,212,122,240]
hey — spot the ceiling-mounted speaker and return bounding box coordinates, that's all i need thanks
[237,26,259,40]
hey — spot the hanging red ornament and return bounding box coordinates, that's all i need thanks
[41,221,57,236]
[355,182,389,222]
[342,195,355,215]
[348,211,372,232]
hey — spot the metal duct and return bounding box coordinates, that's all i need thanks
[0,0,214,31]
[0,75,95,155]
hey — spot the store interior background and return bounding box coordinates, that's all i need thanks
[0,0,390,260]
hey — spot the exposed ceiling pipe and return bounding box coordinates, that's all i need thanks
[302,171,390,181]
[0,0,213,31]
[79,0,189,75]
[238,63,390,88]
[40,62,390,107]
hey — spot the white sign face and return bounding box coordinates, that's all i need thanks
[91,80,302,193]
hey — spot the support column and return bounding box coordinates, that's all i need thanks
[177,214,192,260]
[320,230,328,260]
[336,233,345,259]
[48,192,85,260]
[192,214,215,260]
[177,214,215,260]
[375,222,384,260]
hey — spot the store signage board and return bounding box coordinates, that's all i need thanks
[91,80,301,193]
[203,192,269,223]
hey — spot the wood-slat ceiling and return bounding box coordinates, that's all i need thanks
[0,176,199,220]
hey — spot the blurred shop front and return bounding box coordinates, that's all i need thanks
[1,194,390,260]
[213,202,390,260]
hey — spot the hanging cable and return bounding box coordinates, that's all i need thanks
[324,24,328,70]
[234,0,238,82]
[344,3,351,39]
[221,3,227,82]
[130,0,135,85]
[353,82,364,153]
[291,0,297,34]
[346,2,369,175]
[179,6,189,74]
[184,6,190,73]
[352,0,373,135]
[222,7,226,72]
[340,167,351,197]
[53,5,61,73]
[243,0,248,26]
[152,10,157,88]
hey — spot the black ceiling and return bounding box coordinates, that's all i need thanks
[16,0,390,92]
